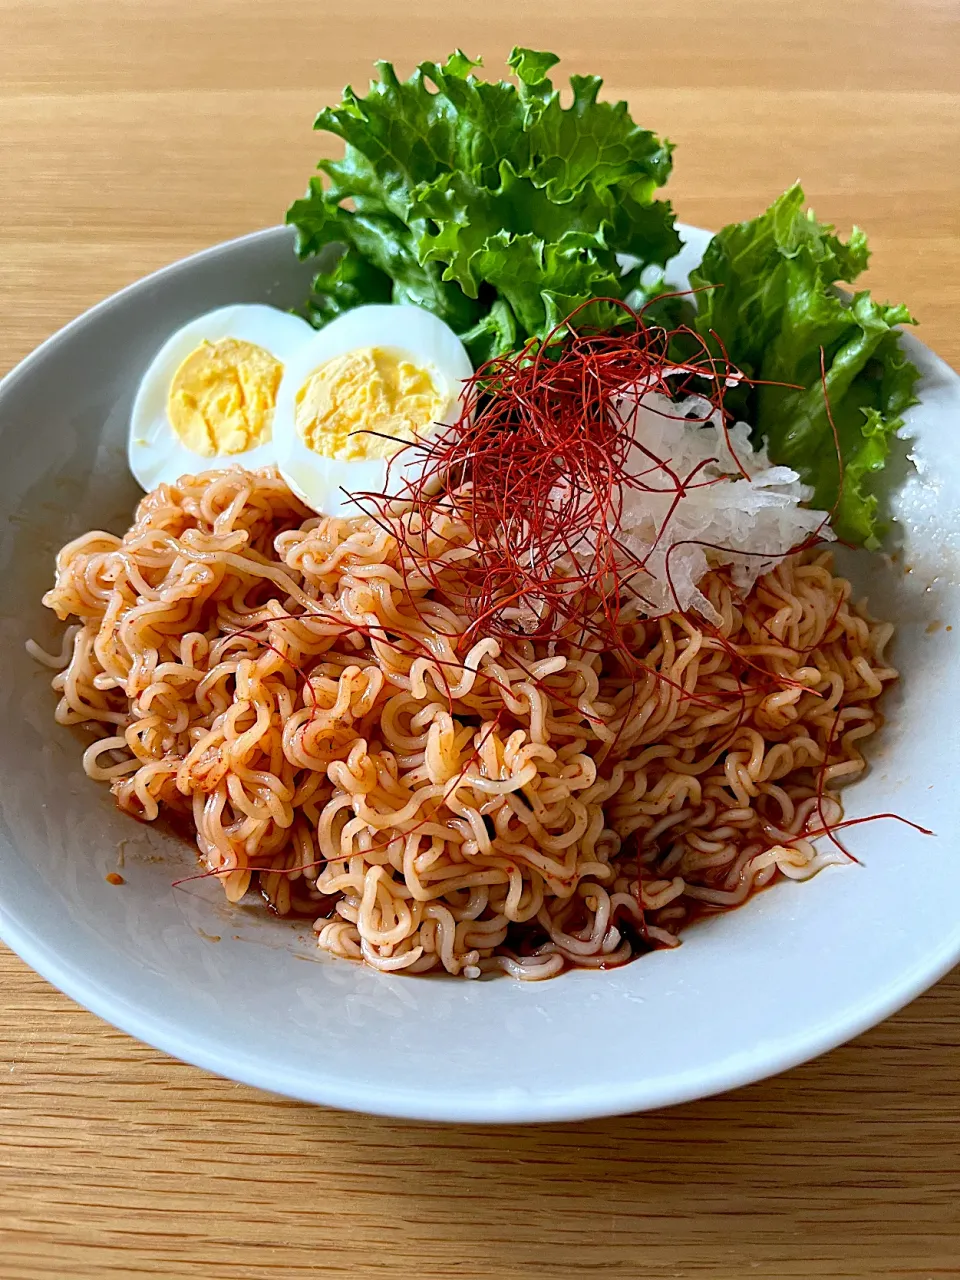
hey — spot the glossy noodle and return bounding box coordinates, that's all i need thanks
[40,468,896,979]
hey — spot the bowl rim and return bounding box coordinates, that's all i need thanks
[2,223,958,1124]
[6,882,960,1122]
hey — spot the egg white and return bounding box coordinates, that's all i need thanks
[128,304,314,491]
[273,305,473,517]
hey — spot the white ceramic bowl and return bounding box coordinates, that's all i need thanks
[1,225,957,1123]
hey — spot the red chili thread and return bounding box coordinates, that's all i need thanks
[352,300,765,656]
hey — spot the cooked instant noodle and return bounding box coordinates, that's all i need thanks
[40,468,896,979]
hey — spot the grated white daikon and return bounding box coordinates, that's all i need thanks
[611,389,832,624]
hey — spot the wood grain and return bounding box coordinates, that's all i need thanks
[1,3,959,1277]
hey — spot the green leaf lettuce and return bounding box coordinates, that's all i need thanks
[286,49,680,363]
[690,184,919,546]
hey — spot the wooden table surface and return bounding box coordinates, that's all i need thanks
[2,3,959,1277]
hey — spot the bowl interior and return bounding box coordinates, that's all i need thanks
[0,225,958,1122]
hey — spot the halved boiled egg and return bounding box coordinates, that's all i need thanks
[128,304,314,490]
[273,305,473,516]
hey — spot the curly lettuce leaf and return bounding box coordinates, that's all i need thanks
[522,74,673,202]
[690,184,919,545]
[286,48,679,363]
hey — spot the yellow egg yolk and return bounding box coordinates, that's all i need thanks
[295,346,444,461]
[167,338,283,458]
